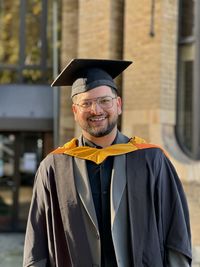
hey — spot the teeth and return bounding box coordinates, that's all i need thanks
[90,117,105,121]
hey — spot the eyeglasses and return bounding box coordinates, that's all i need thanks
[74,96,117,111]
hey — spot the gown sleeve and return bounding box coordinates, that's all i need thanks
[155,152,192,266]
[167,249,190,267]
[23,163,50,267]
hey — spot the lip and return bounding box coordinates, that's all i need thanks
[89,116,106,122]
[88,115,107,125]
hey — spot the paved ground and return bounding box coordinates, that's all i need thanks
[0,233,24,267]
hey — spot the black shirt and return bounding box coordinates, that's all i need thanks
[83,137,117,267]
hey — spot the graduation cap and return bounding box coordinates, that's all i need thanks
[51,58,133,97]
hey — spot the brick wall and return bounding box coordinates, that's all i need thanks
[59,0,79,144]
[123,0,162,140]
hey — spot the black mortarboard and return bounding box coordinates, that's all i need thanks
[51,58,133,97]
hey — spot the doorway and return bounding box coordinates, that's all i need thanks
[0,131,53,231]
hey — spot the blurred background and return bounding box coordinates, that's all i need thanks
[0,0,200,266]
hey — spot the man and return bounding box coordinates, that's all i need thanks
[23,59,192,267]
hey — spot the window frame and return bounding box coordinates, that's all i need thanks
[0,0,52,84]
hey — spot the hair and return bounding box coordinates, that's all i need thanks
[111,87,118,96]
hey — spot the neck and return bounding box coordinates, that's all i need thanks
[82,128,117,148]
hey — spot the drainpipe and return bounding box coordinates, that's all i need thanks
[52,0,60,147]
[192,0,200,159]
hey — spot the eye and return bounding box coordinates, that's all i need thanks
[99,97,111,105]
[80,100,91,108]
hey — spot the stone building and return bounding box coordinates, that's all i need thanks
[59,0,200,265]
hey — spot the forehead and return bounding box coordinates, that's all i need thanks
[75,85,114,101]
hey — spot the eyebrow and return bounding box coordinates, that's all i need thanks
[79,95,112,102]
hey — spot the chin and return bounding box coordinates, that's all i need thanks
[89,126,116,138]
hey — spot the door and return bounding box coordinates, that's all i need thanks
[0,132,52,231]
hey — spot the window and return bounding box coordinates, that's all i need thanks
[0,132,48,231]
[176,0,200,159]
[0,0,56,84]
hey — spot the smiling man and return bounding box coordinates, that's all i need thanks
[23,59,192,267]
[72,85,121,146]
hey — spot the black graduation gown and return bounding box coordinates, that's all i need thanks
[126,147,191,266]
[23,146,192,267]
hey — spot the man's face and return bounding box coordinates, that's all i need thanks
[72,85,122,138]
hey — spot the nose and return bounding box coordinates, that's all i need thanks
[90,101,103,114]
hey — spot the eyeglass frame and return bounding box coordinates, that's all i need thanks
[73,95,118,111]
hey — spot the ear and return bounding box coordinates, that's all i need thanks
[116,96,122,115]
[72,104,78,121]
[72,103,76,113]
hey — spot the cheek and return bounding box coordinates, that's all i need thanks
[74,110,87,123]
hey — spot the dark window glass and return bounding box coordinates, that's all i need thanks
[182,61,193,152]
[25,0,43,66]
[0,1,20,65]
[177,0,200,159]
[179,0,194,38]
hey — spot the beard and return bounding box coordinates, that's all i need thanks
[87,120,117,137]
[83,113,119,137]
